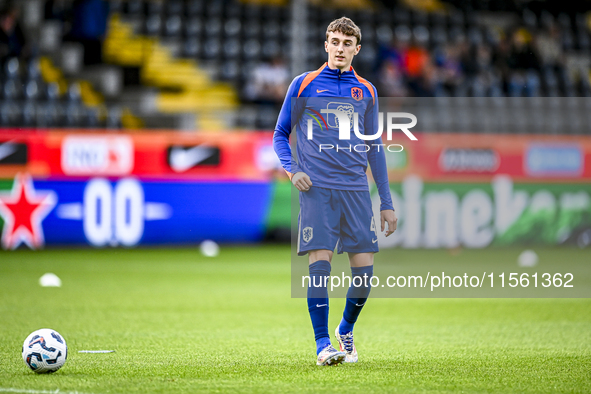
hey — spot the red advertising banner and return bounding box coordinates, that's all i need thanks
[0,129,589,182]
[0,129,278,180]
[384,133,591,182]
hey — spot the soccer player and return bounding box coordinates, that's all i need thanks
[273,17,397,366]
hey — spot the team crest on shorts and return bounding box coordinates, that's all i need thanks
[351,87,363,101]
[302,227,313,242]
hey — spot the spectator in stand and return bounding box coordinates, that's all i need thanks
[433,43,464,96]
[460,43,501,96]
[535,22,569,94]
[403,39,434,96]
[64,0,110,65]
[376,37,404,72]
[244,56,289,105]
[378,59,407,97]
[0,3,27,61]
[536,23,563,69]
[475,44,503,96]
[505,28,541,96]
[375,38,407,96]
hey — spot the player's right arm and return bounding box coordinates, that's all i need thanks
[273,74,313,191]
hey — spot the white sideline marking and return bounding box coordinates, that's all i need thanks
[0,388,96,394]
[77,350,115,354]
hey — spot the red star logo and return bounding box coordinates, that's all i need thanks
[0,174,57,250]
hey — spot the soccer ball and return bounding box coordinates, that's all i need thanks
[22,328,68,373]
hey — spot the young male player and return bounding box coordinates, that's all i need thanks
[273,17,397,366]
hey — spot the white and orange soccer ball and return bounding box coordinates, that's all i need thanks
[22,328,67,373]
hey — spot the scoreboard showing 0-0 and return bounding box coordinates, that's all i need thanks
[82,178,147,247]
[56,178,169,247]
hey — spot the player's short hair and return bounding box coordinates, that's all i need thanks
[326,17,361,46]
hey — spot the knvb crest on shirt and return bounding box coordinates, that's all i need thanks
[351,87,363,101]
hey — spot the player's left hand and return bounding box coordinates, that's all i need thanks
[380,210,397,237]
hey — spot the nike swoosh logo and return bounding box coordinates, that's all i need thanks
[316,89,329,93]
[372,239,378,243]
[355,303,365,307]
[0,140,17,162]
[169,145,215,172]
[316,304,327,308]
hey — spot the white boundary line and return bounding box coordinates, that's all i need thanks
[0,388,96,394]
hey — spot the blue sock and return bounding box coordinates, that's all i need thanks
[307,260,331,354]
[339,265,373,335]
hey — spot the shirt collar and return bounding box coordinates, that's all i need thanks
[322,62,355,76]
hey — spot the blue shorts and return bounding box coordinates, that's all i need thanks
[297,187,379,256]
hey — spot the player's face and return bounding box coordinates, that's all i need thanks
[325,31,360,71]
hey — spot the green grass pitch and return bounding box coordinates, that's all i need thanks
[0,246,590,393]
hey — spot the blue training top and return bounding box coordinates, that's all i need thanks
[273,62,394,211]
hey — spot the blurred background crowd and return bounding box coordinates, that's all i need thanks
[0,0,590,131]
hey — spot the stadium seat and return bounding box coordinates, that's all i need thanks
[221,60,240,81]
[146,1,163,16]
[577,31,590,51]
[165,0,183,16]
[429,12,446,27]
[225,2,242,19]
[394,8,410,24]
[110,0,123,13]
[4,58,20,79]
[263,22,280,39]
[243,39,261,60]
[107,106,123,128]
[448,26,466,43]
[3,79,22,100]
[395,25,412,42]
[65,103,85,127]
[22,101,36,127]
[562,30,575,50]
[431,25,447,46]
[26,58,41,82]
[86,106,101,128]
[165,15,183,37]
[411,11,428,26]
[376,25,393,44]
[145,14,162,36]
[470,26,484,45]
[45,83,61,101]
[124,0,143,16]
[223,39,240,59]
[0,101,13,126]
[183,37,201,57]
[67,83,82,103]
[185,17,202,37]
[243,4,261,21]
[262,41,280,59]
[186,0,204,16]
[449,10,465,26]
[24,80,41,101]
[281,22,291,39]
[243,21,261,39]
[224,19,241,37]
[413,25,429,45]
[206,2,223,18]
[205,18,222,37]
[203,39,221,59]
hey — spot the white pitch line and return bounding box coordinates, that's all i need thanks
[77,350,115,354]
[0,388,96,394]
